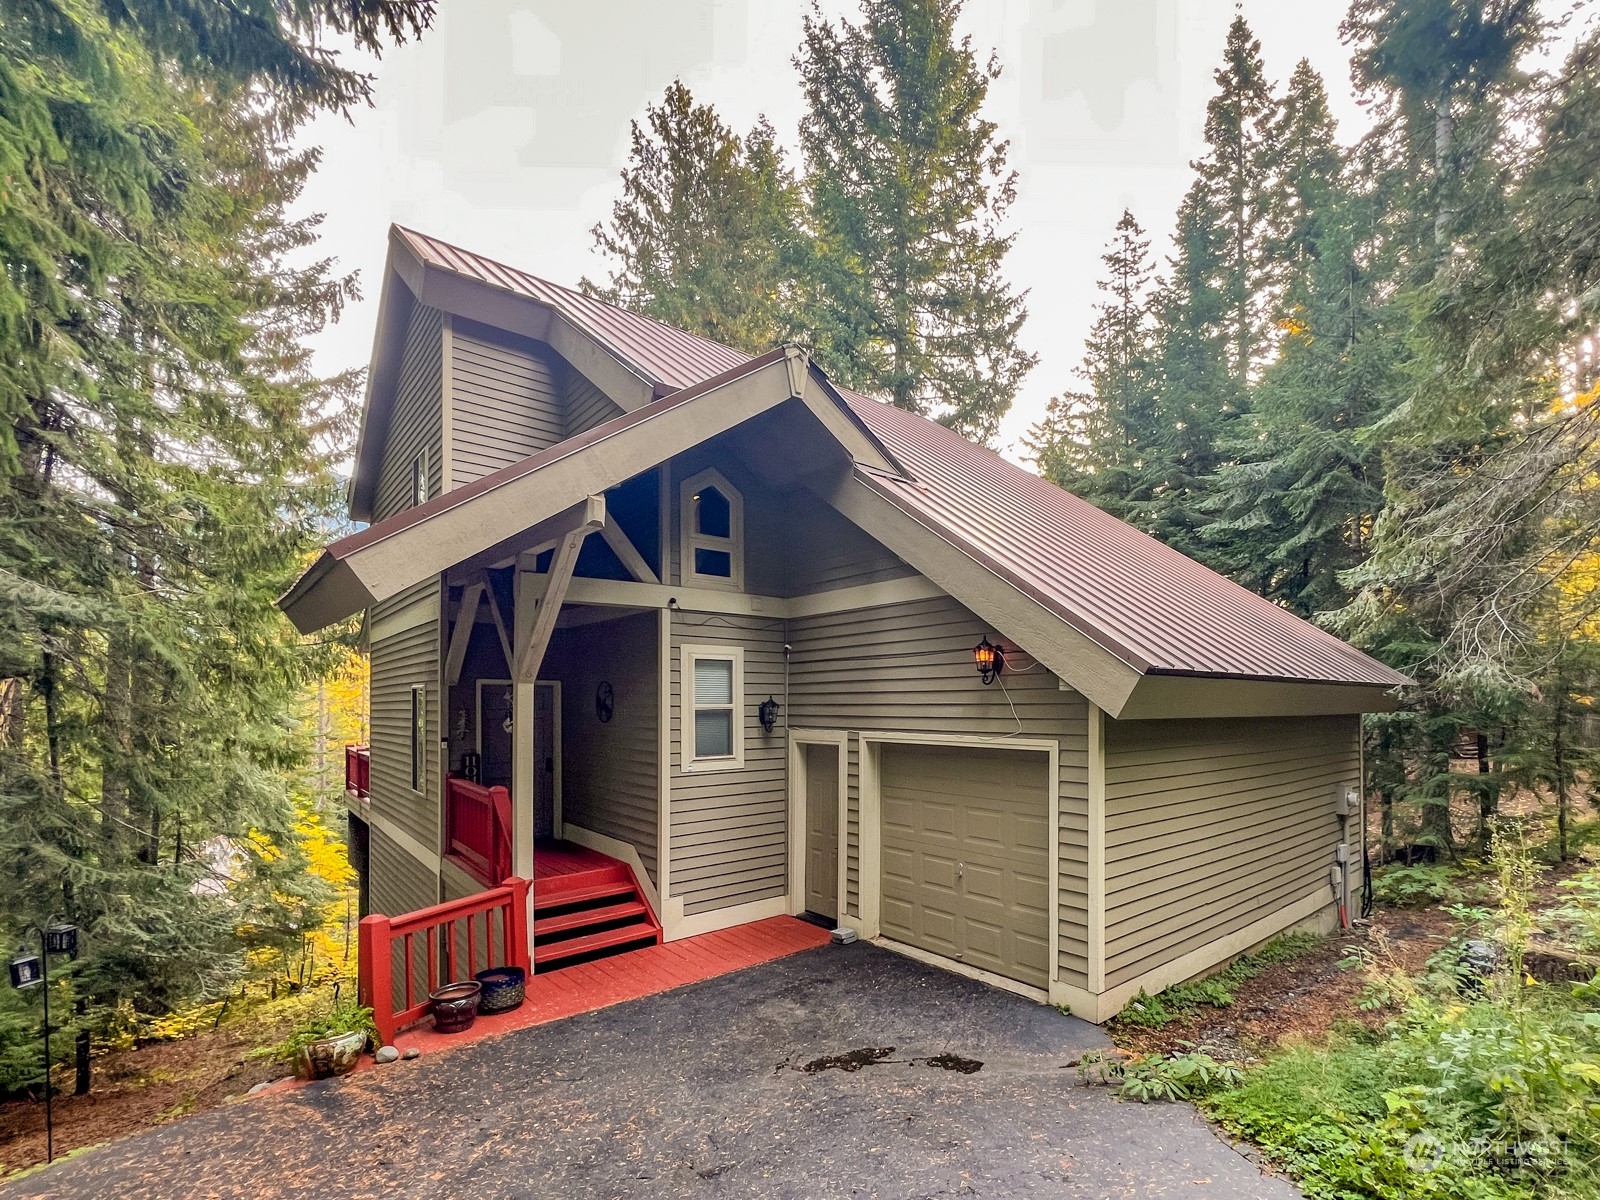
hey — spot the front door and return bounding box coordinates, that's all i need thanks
[804,742,840,920]
[477,680,513,789]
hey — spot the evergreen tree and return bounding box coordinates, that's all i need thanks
[1025,211,1161,530]
[1191,15,1280,383]
[584,81,806,354]
[0,0,428,1074]
[796,0,1036,443]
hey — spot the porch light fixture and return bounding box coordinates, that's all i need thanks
[974,636,1005,686]
[758,696,779,733]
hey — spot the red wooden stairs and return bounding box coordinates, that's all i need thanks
[533,847,661,969]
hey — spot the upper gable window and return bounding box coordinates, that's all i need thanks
[411,450,428,508]
[680,468,743,590]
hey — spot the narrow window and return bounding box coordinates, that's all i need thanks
[410,683,427,792]
[411,450,428,508]
[680,468,743,589]
[682,646,743,770]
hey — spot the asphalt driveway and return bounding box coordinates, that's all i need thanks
[3,942,1301,1199]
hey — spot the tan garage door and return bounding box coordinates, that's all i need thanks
[880,743,1050,988]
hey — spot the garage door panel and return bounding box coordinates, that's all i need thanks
[880,744,1050,989]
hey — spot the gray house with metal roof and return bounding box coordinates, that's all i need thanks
[283,226,1407,1023]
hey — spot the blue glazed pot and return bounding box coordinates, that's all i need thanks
[474,966,526,1015]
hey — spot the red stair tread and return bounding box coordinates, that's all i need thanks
[535,899,649,937]
[535,923,658,964]
[535,880,639,909]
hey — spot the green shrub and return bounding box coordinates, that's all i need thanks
[1120,1044,1243,1103]
[1373,863,1467,908]
[255,993,376,1066]
[1204,826,1600,1199]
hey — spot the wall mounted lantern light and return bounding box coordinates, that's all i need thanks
[974,635,1005,686]
[758,696,780,733]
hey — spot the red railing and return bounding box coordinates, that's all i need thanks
[445,775,512,887]
[357,878,531,1047]
[345,745,370,798]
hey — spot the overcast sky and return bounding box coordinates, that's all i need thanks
[293,0,1375,458]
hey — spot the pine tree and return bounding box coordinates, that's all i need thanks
[0,0,429,1074]
[1025,211,1160,530]
[584,81,806,354]
[796,0,1036,443]
[1191,15,1280,383]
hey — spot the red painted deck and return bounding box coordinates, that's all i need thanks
[363,916,830,1065]
[532,839,617,879]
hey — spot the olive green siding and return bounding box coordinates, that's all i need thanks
[546,613,660,882]
[448,319,565,485]
[786,594,1092,991]
[1102,715,1360,990]
[369,823,437,920]
[367,579,442,884]
[374,306,444,522]
[668,612,789,916]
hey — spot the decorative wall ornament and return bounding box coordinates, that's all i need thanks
[595,681,615,723]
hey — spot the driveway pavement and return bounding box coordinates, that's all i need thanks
[3,942,1301,1198]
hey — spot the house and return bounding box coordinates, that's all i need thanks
[281,226,1409,1027]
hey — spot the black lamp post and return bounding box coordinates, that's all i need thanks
[9,920,79,1163]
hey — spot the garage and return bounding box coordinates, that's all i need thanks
[879,743,1051,989]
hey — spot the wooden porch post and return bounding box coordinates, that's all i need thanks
[510,496,605,963]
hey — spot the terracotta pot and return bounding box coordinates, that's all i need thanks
[297,1029,367,1080]
[474,966,526,1015]
[429,980,482,1034]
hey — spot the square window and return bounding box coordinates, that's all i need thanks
[694,709,734,758]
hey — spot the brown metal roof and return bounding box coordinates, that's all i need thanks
[840,395,1408,687]
[396,227,750,389]
[365,228,1407,691]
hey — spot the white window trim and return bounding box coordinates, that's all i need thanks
[411,448,429,508]
[679,467,743,591]
[680,643,745,772]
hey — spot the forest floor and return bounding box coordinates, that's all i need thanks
[0,989,309,1178]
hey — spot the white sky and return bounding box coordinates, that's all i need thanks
[294,1,1375,459]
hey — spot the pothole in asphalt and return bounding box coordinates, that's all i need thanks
[924,1053,983,1074]
[792,1047,985,1075]
[801,1047,896,1073]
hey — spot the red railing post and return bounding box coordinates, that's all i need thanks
[506,876,532,974]
[358,912,396,1047]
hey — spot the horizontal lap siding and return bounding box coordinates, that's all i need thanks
[449,322,565,485]
[565,371,624,437]
[369,582,441,858]
[375,306,443,522]
[369,824,437,919]
[547,614,659,882]
[1103,715,1360,989]
[783,501,916,595]
[786,595,1092,990]
[669,613,788,916]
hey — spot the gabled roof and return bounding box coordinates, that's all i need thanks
[296,226,1409,714]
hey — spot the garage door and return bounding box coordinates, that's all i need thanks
[880,743,1050,988]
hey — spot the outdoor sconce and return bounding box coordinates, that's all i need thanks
[758,696,780,733]
[974,635,1005,686]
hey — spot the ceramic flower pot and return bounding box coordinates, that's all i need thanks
[297,1029,367,1080]
[474,966,526,1015]
[428,980,482,1034]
